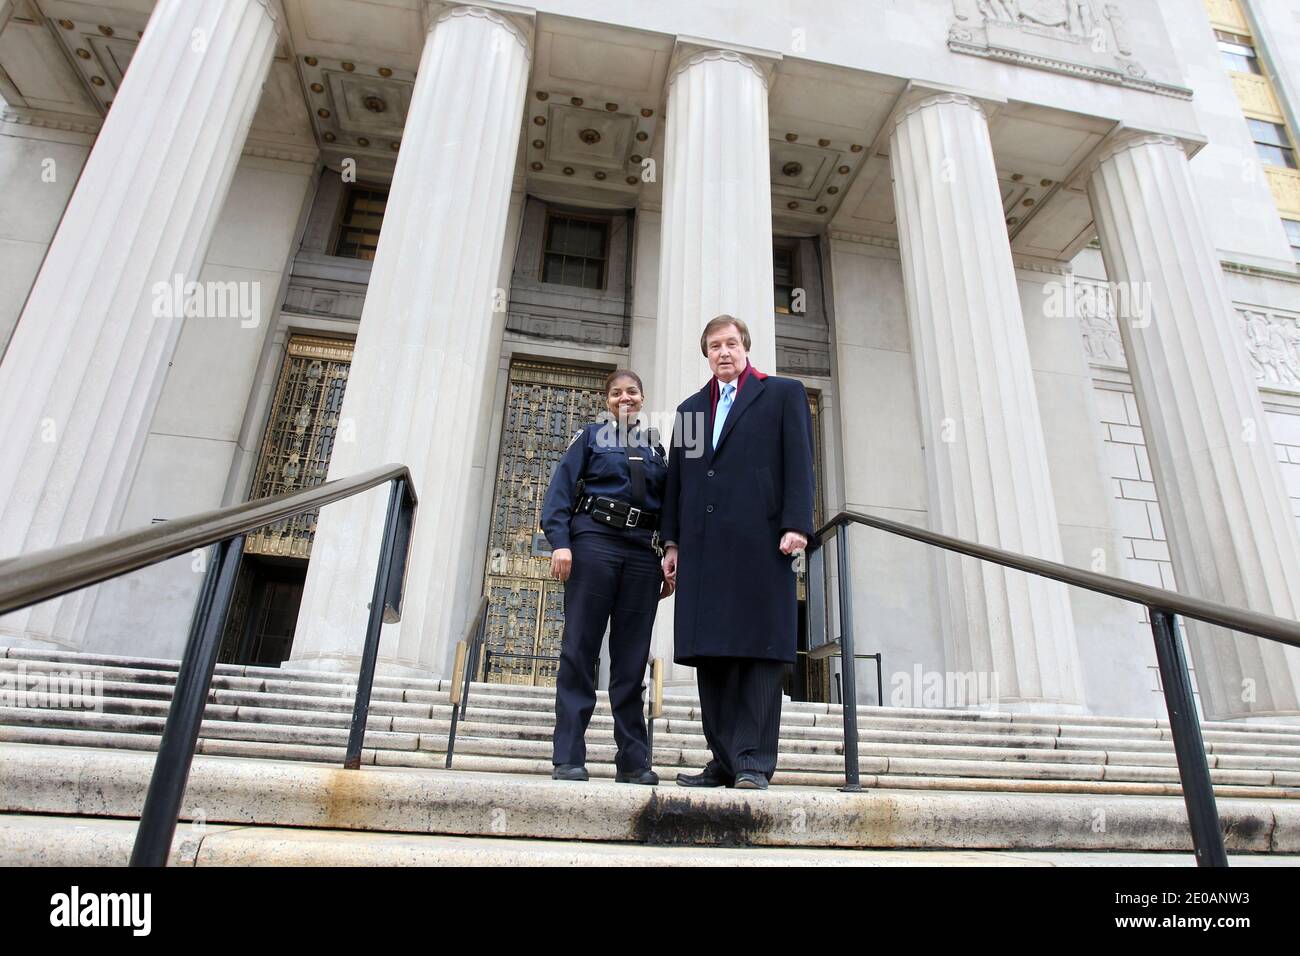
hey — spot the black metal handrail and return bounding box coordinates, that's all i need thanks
[445,595,490,768]
[806,509,1300,869]
[0,463,417,867]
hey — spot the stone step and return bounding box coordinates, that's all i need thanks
[15,669,1300,760]
[5,717,1299,796]
[10,689,1300,774]
[8,814,1299,867]
[9,647,1300,738]
[8,647,1300,804]
[8,725,1297,800]
[2,742,1296,852]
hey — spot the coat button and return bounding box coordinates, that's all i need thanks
[707,469,715,477]
[706,505,714,513]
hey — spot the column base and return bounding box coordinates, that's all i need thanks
[0,629,78,655]
[961,699,1089,717]
[284,653,440,681]
[1214,713,1300,726]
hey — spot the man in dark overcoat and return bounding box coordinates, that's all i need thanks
[660,314,815,789]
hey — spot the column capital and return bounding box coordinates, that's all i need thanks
[668,48,769,90]
[421,2,534,59]
[884,82,1005,139]
[1087,131,1180,176]
[250,0,286,38]
[895,91,987,127]
[1075,127,1206,186]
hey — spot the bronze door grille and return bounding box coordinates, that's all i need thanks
[482,359,609,685]
[797,389,825,603]
[244,335,353,558]
[801,389,828,700]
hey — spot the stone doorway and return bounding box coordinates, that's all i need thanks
[480,358,612,686]
[219,334,353,666]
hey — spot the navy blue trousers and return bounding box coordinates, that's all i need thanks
[552,531,661,772]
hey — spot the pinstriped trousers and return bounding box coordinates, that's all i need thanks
[694,657,785,781]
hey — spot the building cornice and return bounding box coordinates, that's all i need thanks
[0,106,101,135]
[948,37,1193,101]
[828,230,899,250]
[1220,260,1300,285]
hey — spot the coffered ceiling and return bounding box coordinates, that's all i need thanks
[0,0,1139,259]
[522,15,670,207]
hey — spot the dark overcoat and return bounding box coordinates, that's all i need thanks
[660,369,815,664]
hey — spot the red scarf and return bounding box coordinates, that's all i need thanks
[709,360,767,416]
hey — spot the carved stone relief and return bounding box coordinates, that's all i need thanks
[949,0,1190,98]
[1076,276,1300,394]
[1075,278,1126,368]
[1239,309,1300,392]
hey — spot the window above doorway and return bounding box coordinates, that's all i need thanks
[774,242,801,315]
[333,185,390,261]
[541,213,609,290]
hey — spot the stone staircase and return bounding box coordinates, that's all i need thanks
[4,646,1300,797]
[2,645,1299,862]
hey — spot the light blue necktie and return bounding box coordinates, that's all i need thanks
[713,382,735,448]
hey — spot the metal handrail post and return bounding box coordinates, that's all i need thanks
[835,523,861,792]
[344,479,405,770]
[130,535,245,866]
[1151,609,1228,867]
[447,597,489,768]
[461,607,485,720]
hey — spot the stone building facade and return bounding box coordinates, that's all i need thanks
[0,0,1298,721]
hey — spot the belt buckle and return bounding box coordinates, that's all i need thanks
[625,506,641,528]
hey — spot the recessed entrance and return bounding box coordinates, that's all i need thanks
[219,334,353,666]
[480,358,611,686]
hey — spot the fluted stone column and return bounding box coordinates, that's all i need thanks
[291,5,531,675]
[1088,132,1300,720]
[651,47,775,677]
[889,93,1084,710]
[654,48,775,409]
[0,0,279,649]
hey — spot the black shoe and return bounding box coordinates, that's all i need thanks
[615,767,660,785]
[552,763,589,781]
[676,766,731,788]
[733,771,769,790]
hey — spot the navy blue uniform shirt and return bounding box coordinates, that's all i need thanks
[541,418,667,553]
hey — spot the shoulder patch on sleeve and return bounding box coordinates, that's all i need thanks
[565,427,585,451]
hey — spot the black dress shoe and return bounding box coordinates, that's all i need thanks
[733,771,769,790]
[676,766,731,788]
[615,767,660,785]
[552,764,589,781]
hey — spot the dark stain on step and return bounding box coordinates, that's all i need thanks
[1221,811,1268,849]
[631,791,769,846]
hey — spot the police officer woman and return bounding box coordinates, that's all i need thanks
[541,369,671,785]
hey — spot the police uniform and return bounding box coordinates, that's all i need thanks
[540,415,667,776]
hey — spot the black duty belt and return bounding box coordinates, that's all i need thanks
[578,494,660,531]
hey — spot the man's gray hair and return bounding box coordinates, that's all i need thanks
[699,315,751,356]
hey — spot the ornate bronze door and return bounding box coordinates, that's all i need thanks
[219,334,353,665]
[481,359,610,685]
[798,389,832,702]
